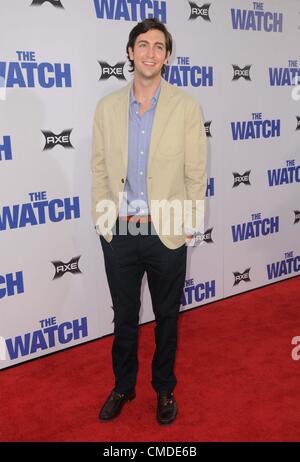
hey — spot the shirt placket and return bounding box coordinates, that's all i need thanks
[137,105,147,215]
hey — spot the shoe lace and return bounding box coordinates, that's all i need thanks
[111,391,124,400]
[159,392,174,407]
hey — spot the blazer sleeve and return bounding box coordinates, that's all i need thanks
[183,97,207,236]
[91,101,111,228]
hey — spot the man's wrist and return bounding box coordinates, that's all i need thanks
[184,230,203,247]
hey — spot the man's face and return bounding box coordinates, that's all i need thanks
[128,29,170,80]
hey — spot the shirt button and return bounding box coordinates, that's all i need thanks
[140,151,144,155]
[141,130,145,134]
[140,192,144,196]
[140,171,143,175]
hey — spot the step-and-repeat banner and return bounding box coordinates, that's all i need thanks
[0,0,299,368]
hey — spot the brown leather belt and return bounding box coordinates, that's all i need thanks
[118,215,151,223]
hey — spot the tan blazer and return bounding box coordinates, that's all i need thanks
[91,79,207,249]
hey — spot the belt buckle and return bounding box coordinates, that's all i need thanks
[141,215,151,224]
[118,214,150,223]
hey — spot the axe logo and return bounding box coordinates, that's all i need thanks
[200,228,214,244]
[31,0,64,8]
[233,170,251,187]
[187,228,213,247]
[204,121,212,137]
[52,256,82,279]
[232,65,252,81]
[42,129,73,150]
[98,61,126,81]
[294,210,300,224]
[233,268,251,286]
[201,227,214,244]
[188,2,211,21]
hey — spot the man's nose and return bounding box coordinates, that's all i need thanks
[147,46,155,57]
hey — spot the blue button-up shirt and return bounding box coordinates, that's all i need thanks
[119,82,161,217]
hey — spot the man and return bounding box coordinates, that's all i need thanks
[91,18,207,425]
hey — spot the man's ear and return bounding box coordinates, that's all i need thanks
[128,46,134,60]
[164,51,170,64]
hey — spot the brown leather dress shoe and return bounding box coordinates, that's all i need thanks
[99,389,136,422]
[157,391,177,425]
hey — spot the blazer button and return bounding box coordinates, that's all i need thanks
[121,178,125,183]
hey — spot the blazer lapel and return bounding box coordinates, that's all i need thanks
[114,83,130,170]
[148,80,176,172]
[113,80,175,173]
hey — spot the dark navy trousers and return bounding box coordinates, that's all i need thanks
[100,219,187,394]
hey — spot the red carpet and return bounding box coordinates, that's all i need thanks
[1,276,300,442]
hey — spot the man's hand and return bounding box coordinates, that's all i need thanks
[185,234,194,246]
[185,231,203,247]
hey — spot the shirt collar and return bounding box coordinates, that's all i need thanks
[130,80,161,107]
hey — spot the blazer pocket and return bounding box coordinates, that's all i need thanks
[160,149,183,159]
